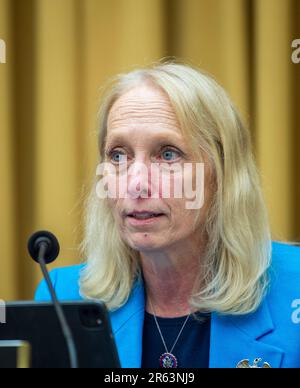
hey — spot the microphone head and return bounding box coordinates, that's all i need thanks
[28,230,60,264]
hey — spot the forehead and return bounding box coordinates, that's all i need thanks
[107,84,182,137]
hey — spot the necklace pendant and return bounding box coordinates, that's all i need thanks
[159,353,178,368]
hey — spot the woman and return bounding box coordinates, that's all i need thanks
[35,61,300,368]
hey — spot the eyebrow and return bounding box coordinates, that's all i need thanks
[104,131,185,149]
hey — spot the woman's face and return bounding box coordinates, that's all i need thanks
[104,82,212,252]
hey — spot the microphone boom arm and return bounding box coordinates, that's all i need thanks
[32,236,78,369]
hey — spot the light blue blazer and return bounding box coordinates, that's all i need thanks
[35,241,300,368]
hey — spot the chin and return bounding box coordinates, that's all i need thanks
[128,233,165,252]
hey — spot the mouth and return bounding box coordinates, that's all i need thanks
[126,210,165,218]
[125,211,166,225]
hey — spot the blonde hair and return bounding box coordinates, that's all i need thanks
[79,60,272,315]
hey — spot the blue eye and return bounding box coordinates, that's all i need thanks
[110,151,127,163]
[162,149,180,161]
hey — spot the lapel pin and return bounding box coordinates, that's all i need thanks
[236,358,271,368]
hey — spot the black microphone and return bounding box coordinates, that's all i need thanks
[28,231,78,368]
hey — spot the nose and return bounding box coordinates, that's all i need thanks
[127,160,153,199]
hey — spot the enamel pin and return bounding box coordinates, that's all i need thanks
[236,358,271,368]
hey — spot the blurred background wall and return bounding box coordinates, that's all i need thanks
[0,0,300,301]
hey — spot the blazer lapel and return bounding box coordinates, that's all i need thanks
[110,279,145,368]
[209,298,284,368]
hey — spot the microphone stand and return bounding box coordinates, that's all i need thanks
[37,242,78,369]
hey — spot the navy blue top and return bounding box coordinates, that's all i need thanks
[142,312,211,368]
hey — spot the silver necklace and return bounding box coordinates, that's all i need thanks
[149,298,191,368]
